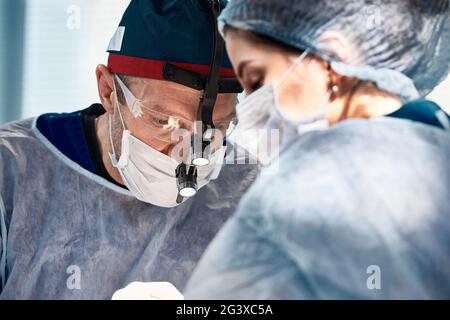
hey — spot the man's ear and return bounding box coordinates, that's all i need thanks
[96,64,115,114]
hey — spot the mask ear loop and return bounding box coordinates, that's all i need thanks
[273,49,310,88]
[272,49,311,115]
[272,49,312,122]
[275,51,340,123]
[108,113,117,161]
[115,74,144,118]
[109,75,128,162]
[113,75,128,130]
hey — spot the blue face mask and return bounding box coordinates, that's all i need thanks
[228,49,335,166]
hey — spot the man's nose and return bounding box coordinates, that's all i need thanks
[160,136,192,163]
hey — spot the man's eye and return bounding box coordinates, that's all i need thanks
[162,117,181,129]
[144,114,168,127]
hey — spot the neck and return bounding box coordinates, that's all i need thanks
[95,113,124,185]
[327,83,403,125]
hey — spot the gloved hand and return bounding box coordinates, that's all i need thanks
[111,281,184,300]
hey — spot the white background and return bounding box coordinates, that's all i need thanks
[22,0,130,118]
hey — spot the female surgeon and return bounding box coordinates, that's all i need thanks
[184,0,450,299]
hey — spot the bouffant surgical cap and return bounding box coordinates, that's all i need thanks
[219,0,450,102]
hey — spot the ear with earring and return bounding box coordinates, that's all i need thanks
[330,83,339,101]
[327,63,339,102]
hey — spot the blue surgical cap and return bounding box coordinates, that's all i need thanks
[219,0,450,102]
[107,0,235,80]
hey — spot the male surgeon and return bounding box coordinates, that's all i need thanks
[0,0,255,299]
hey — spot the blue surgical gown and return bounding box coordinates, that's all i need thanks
[0,117,257,299]
[185,112,450,299]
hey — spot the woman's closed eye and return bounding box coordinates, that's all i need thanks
[248,78,263,94]
[241,68,265,95]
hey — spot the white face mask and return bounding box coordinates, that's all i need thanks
[229,50,332,166]
[108,77,225,208]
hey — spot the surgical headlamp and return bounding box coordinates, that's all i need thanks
[168,0,242,202]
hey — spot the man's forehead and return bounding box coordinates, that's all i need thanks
[128,77,237,119]
[128,77,237,115]
[131,77,201,99]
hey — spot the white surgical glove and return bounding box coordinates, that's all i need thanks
[111,281,184,300]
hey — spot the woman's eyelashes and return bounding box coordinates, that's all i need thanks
[244,76,263,93]
[243,71,264,94]
[249,79,263,92]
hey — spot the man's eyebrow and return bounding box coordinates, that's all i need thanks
[148,102,196,120]
[237,60,252,78]
[151,103,185,116]
[149,103,168,113]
